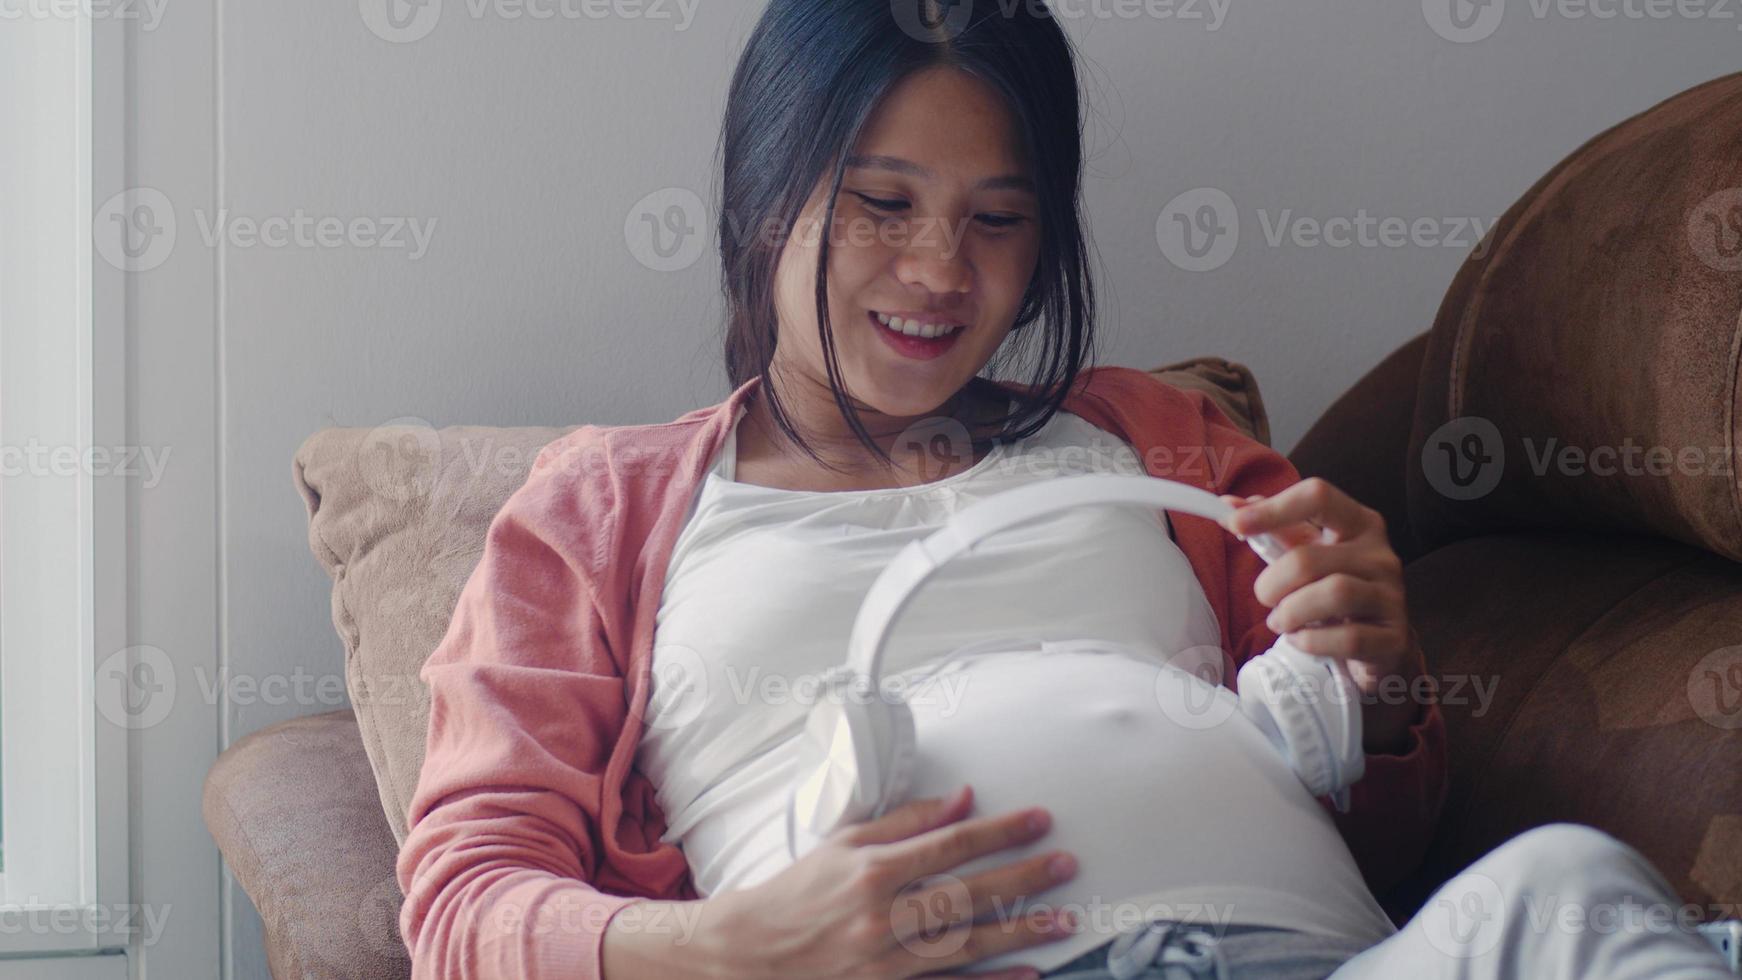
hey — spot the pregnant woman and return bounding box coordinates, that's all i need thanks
[394,2,1735,978]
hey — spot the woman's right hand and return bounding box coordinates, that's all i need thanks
[698,784,1080,979]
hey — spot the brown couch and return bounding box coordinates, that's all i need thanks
[204,72,1742,978]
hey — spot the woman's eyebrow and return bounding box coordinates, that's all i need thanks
[844,154,1036,194]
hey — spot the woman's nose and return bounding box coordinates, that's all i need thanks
[892,218,974,294]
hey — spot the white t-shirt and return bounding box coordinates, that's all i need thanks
[637,399,1397,971]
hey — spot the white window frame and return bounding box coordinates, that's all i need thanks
[0,6,132,969]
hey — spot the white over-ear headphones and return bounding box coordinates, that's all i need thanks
[785,473,1366,857]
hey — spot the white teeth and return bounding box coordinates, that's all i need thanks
[874,311,963,339]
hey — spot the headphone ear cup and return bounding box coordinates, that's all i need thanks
[792,697,882,836]
[1237,649,1339,799]
[840,697,886,825]
[1271,637,1365,793]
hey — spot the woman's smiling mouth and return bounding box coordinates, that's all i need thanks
[869,310,967,360]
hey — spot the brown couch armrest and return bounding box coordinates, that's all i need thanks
[202,709,410,980]
[1289,332,1429,563]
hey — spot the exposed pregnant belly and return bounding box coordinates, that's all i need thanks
[896,647,1396,973]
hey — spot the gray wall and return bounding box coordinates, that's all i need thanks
[127,1,1739,976]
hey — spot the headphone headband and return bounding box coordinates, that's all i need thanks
[844,475,1274,683]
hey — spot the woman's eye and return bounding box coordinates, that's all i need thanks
[854,193,908,212]
[850,194,1026,230]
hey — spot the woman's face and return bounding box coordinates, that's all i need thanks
[769,66,1044,422]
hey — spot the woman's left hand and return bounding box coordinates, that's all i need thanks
[1217,477,1425,756]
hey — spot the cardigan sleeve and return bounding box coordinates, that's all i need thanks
[1190,390,1450,900]
[395,438,646,980]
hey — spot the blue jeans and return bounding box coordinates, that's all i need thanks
[1039,919,1370,980]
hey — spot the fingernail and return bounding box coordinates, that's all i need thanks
[1048,853,1077,879]
[1051,909,1079,932]
[1027,809,1051,833]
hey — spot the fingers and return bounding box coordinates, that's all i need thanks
[900,847,1076,932]
[1265,572,1403,636]
[1218,493,1320,555]
[1285,620,1412,662]
[841,785,976,847]
[1223,477,1377,542]
[882,806,1054,886]
[1250,541,1405,609]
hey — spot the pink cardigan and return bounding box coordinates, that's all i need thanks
[395,366,1449,979]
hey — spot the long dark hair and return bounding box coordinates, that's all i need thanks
[715,0,1100,471]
